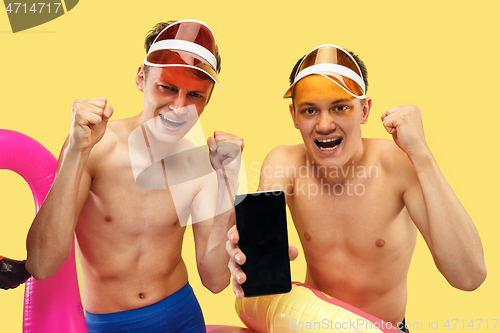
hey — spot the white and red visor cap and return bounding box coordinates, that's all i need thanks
[144,19,220,89]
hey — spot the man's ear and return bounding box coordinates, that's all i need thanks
[361,97,372,124]
[289,103,299,129]
[136,65,145,92]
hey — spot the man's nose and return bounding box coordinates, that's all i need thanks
[171,93,188,114]
[316,112,336,133]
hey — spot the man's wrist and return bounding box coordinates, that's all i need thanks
[217,173,239,193]
[67,138,93,157]
[408,148,436,174]
[63,144,92,169]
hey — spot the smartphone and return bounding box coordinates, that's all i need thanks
[234,190,292,297]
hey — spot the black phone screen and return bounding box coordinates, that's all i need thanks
[234,191,291,297]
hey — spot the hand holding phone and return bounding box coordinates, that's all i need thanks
[234,191,292,297]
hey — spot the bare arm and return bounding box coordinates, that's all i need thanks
[191,131,243,293]
[25,98,113,280]
[382,105,486,291]
[192,172,236,293]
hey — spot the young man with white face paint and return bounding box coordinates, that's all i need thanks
[25,20,243,332]
[227,44,485,332]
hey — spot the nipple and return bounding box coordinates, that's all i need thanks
[304,232,311,241]
[375,238,385,248]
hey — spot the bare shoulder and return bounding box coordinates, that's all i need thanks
[263,144,306,168]
[364,138,417,184]
[84,119,123,173]
[177,138,212,177]
[259,144,306,192]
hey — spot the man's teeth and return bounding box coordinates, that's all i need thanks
[165,118,183,124]
[318,138,339,143]
[316,138,342,150]
[159,114,186,127]
[319,145,339,150]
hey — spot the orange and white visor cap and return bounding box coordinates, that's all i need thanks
[144,19,220,88]
[284,44,365,99]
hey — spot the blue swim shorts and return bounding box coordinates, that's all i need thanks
[85,283,206,333]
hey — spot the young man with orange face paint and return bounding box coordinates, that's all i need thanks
[24,20,243,332]
[227,45,486,332]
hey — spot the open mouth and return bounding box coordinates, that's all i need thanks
[159,114,187,128]
[315,137,342,151]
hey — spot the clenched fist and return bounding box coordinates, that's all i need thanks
[381,105,429,158]
[69,97,114,152]
[207,131,244,178]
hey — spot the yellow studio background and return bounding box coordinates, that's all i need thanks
[1,0,498,332]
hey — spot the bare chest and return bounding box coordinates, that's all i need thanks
[287,171,416,259]
[79,149,203,235]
